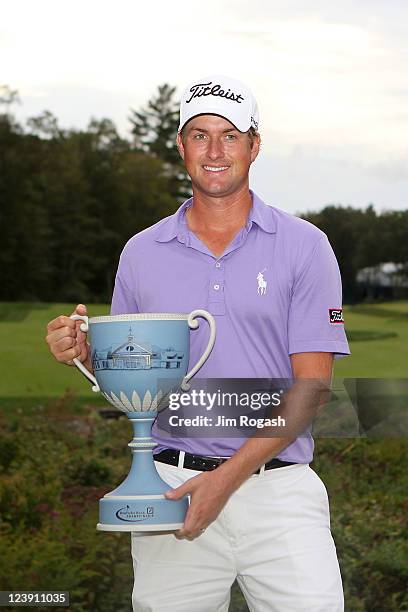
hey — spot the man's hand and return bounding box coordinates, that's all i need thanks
[165,468,235,541]
[45,303,91,369]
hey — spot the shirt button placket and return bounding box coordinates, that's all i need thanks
[209,260,225,316]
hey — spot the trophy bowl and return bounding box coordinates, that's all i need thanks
[70,310,216,533]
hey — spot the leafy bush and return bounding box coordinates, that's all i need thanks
[0,398,407,611]
[0,397,133,611]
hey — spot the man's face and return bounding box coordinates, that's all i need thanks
[176,115,260,198]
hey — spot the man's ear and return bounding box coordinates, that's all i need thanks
[176,133,185,161]
[250,133,261,164]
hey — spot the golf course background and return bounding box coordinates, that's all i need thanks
[0,301,407,611]
[1,300,408,398]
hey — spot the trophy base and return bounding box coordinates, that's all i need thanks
[96,522,184,532]
[97,493,189,533]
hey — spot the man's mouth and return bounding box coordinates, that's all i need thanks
[202,165,230,173]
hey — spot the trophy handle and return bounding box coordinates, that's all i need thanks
[70,314,100,392]
[181,309,216,391]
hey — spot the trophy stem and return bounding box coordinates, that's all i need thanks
[97,411,189,532]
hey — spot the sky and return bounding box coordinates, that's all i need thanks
[1,0,407,215]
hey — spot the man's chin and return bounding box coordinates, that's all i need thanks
[193,180,235,198]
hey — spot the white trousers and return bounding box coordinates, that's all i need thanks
[131,462,344,612]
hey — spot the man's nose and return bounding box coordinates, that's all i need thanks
[207,137,224,160]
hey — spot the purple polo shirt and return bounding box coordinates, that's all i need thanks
[110,191,350,462]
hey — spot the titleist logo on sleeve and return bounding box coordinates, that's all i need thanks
[186,81,245,104]
[329,308,344,324]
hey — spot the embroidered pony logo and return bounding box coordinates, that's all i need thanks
[257,270,267,295]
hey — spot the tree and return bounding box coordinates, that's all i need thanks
[302,204,408,303]
[0,118,53,299]
[87,117,129,153]
[0,86,23,136]
[26,110,63,140]
[129,84,191,201]
[0,101,181,302]
[302,206,367,303]
[0,85,20,116]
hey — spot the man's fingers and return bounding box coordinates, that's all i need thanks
[175,522,207,541]
[53,334,87,362]
[54,344,82,364]
[76,327,87,344]
[46,315,76,334]
[54,336,78,352]
[165,472,203,500]
[46,305,87,333]
[71,305,88,343]
[78,341,89,363]
[46,326,76,344]
[45,305,89,366]
[46,324,87,360]
[165,482,191,500]
[166,484,197,538]
[175,533,195,541]
[172,501,208,540]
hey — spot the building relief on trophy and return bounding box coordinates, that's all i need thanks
[92,327,184,371]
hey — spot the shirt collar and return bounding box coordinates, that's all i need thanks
[154,191,276,243]
[154,198,193,243]
[246,190,277,234]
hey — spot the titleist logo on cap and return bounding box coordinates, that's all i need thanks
[186,81,245,104]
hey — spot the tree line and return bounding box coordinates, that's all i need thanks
[0,84,407,304]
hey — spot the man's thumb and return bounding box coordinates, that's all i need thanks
[76,303,87,314]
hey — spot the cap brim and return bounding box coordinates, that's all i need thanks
[178,107,251,133]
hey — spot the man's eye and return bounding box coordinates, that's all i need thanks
[225,134,237,140]
[194,133,206,140]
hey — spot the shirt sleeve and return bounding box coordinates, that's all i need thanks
[110,246,139,315]
[110,274,139,315]
[288,235,350,359]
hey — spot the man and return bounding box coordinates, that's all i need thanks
[46,75,350,611]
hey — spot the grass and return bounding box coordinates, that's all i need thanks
[0,300,407,398]
[333,301,408,378]
[0,302,110,398]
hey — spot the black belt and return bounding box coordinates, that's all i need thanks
[154,449,297,474]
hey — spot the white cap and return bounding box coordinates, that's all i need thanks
[178,75,259,133]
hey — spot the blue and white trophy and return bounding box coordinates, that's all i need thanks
[70,310,216,533]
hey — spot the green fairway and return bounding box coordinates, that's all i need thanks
[335,301,408,377]
[0,300,407,397]
[0,302,110,398]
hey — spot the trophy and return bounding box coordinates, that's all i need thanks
[70,310,216,532]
